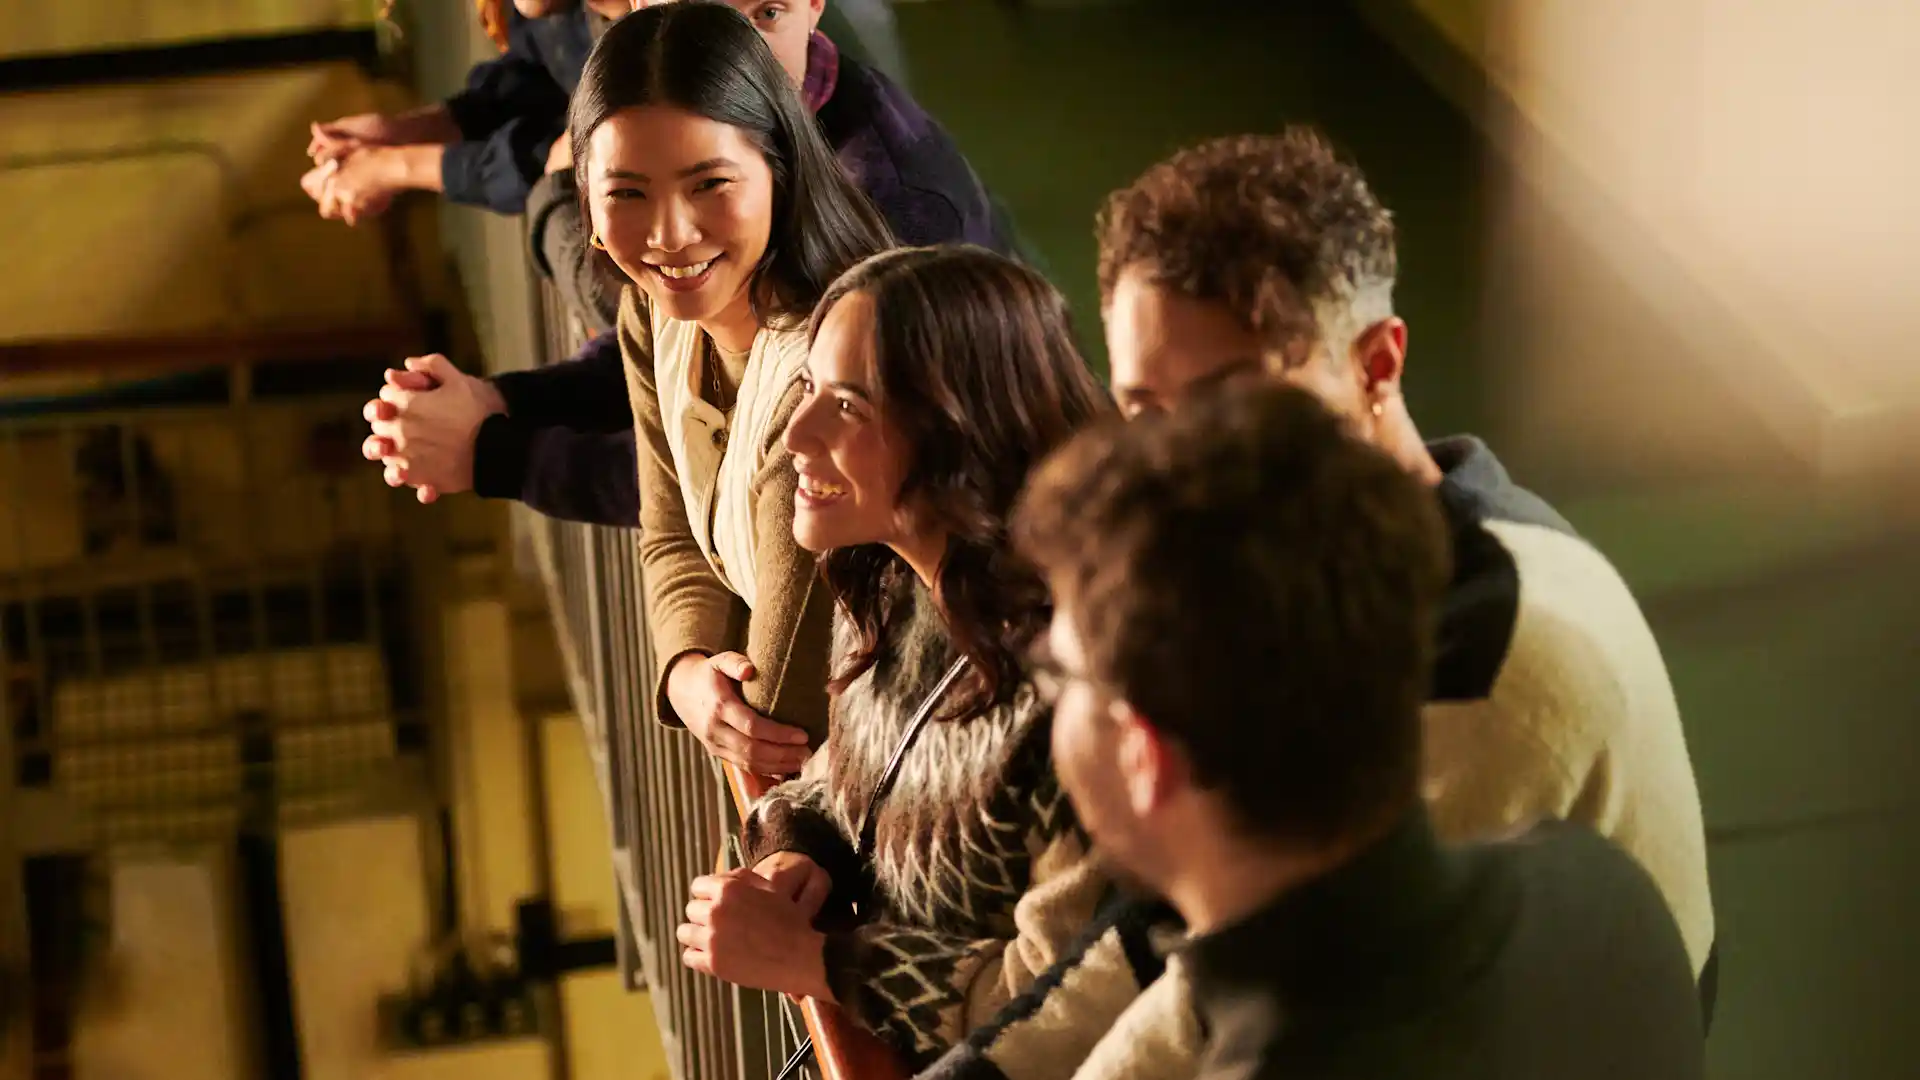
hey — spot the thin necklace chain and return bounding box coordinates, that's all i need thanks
[707,339,736,414]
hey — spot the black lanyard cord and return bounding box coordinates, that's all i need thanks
[771,655,970,1080]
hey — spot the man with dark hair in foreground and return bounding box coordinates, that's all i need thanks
[1008,383,1704,1080]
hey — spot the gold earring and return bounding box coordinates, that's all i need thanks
[590,233,607,250]
[1370,399,1385,418]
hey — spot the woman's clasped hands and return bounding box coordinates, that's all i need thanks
[679,851,835,1001]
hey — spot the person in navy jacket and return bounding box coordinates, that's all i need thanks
[302,1,622,222]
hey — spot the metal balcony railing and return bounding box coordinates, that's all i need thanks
[0,206,433,1068]
[0,385,444,849]
[517,285,905,1080]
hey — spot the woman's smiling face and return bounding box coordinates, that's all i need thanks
[586,104,775,334]
[783,291,912,556]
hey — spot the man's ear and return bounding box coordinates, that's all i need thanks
[1352,316,1408,397]
[1115,704,1184,818]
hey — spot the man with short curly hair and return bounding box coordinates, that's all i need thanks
[1095,129,1711,976]
[913,127,1714,1080]
[1100,128,1397,386]
[1098,130,1428,476]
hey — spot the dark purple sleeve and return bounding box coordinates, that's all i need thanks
[488,331,628,430]
[472,418,639,527]
[471,331,639,526]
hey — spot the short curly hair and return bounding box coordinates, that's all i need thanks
[1096,127,1397,363]
[1013,382,1447,845]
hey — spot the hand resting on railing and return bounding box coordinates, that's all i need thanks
[756,851,836,919]
[714,766,909,1080]
[679,866,835,1003]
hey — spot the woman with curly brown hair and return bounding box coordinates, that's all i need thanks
[675,245,1119,1069]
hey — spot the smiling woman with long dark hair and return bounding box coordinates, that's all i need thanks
[570,1,891,770]
[674,245,1118,1067]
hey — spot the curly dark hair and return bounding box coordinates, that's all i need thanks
[813,246,1113,722]
[1012,382,1448,844]
[1095,127,1397,360]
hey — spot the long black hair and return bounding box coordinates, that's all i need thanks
[813,246,1115,721]
[569,2,894,325]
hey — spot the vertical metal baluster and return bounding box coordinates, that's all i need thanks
[307,408,335,817]
[0,516,25,1045]
[118,423,175,834]
[600,528,644,993]
[694,730,722,1079]
[358,436,390,822]
[648,559,692,1080]
[663,664,696,1077]
[233,404,279,834]
[6,431,52,832]
[642,590,689,1077]
[187,416,226,836]
[602,530,630,856]
[60,427,114,834]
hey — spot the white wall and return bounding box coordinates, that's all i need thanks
[71,847,255,1080]
[540,714,671,1080]
[280,814,555,1080]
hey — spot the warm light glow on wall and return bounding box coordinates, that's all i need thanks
[1488,0,1920,472]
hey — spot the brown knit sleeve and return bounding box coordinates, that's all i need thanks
[621,289,737,726]
[823,828,1108,1066]
[741,732,862,914]
[820,744,1108,1066]
[738,378,834,747]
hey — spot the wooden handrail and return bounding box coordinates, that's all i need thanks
[722,763,908,1080]
[523,272,893,1080]
[0,323,423,377]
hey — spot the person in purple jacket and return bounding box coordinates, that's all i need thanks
[361,0,1018,529]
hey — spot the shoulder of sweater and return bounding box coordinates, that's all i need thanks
[1067,965,1203,1080]
[1480,517,1638,607]
[825,578,1053,729]
[616,286,654,354]
[755,376,805,458]
[755,325,812,392]
[1434,517,1678,767]
[1484,818,1697,955]
[828,575,938,681]
[1479,518,1665,704]
[1441,514,1652,691]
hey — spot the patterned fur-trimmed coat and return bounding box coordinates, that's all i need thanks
[742,581,1110,1068]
